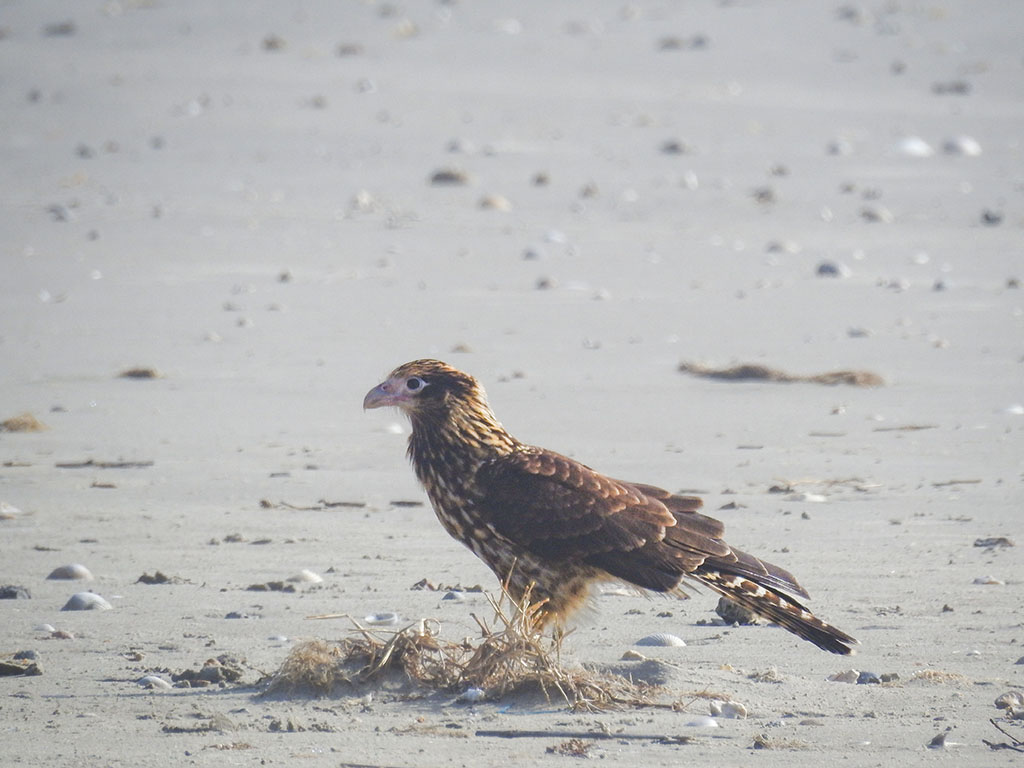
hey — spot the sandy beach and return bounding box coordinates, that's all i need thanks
[2,1,1022,765]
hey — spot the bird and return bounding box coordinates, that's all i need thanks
[364,359,857,655]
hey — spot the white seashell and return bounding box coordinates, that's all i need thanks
[710,700,748,718]
[47,563,94,581]
[35,624,56,633]
[828,669,859,683]
[457,686,486,703]
[973,576,1005,585]
[267,635,289,643]
[62,592,112,611]
[138,675,172,690]
[685,716,719,728]
[995,691,1024,710]
[363,611,399,626]
[287,569,323,584]
[895,136,934,157]
[786,492,827,503]
[1002,404,1024,416]
[0,501,25,519]
[635,633,686,647]
[942,136,982,157]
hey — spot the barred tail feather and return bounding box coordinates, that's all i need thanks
[697,568,857,655]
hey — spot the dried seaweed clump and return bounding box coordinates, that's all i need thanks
[264,588,653,710]
[678,362,884,388]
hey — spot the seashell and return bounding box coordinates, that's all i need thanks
[995,691,1024,710]
[441,591,465,601]
[894,136,934,157]
[286,569,323,584]
[942,135,981,157]
[62,592,112,611]
[973,576,1004,585]
[35,624,56,633]
[828,669,859,683]
[786,492,827,503]
[363,611,399,626]
[620,649,646,661]
[47,564,94,581]
[710,700,747,718]
[1,501,26,519]
[138,675,172,690]
[457,686,486,703]
[685,716,719,728]
[635,633,686,647]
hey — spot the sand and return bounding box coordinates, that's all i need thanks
[1,1,1022,765]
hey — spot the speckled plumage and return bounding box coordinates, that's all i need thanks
[364,359,857,655]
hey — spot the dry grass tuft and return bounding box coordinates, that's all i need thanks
[264,586,655,710]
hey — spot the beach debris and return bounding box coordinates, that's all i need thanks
[457,686,486,703]
[685,716,718,728]
[942,135,982,156]
[0,585,31,599]
[1,413,47,432]
[634,633,686,647]
[0,502,27,520]
[287,569,323,584]
[857,671,881,684]
[827,669,859,683]
[0,659,42,677]
[61,592,112,611]
[816,260,851,278]
[894,136,934,157]
[995,692,1024,711]
[172,654,247,687]
[981,209,1003,226]
[363,612,400,626]
[679,362,884,387]
[973,576,1005,586]
[247,581,296,593]
[47,564,94,581]
[709,699,747,718]
[753,732,809,750]
[55,459,154,469]
[479,194,512,211]
[442,591,466,601]
[546,738,592,757]
[136,571,174,584]
[118,367,161,379]
[429,168,469,186]
[715,597,757,625]
[266,587,656,710]
[974,537,1014,549]
[138,675,173,690]
[927,732,950,749]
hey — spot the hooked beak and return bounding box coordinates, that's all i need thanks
[363,377,406,410]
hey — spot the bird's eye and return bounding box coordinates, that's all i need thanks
[405,377,426,391]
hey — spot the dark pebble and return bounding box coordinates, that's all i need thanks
[13,650,39,661]
[857,671,881,684]
[0,585,31,599]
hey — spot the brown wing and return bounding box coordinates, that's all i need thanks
[475,448,734,591]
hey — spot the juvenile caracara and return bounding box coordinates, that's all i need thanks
[364,359,856,655]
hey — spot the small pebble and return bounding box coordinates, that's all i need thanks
[441,591,465,601]
[620,649,646,661]
[927,732,947,749]
[816,261,851,278]
[364,612,399,626]
[716,597,757,625]
[478,194,512,211]
[980,209,1002,226]
[429,168,469,186]
[61,592,112,611]
[47,564,94,581]
[13,650,38,661]
[635,633,686,647]
[0,585,31,599]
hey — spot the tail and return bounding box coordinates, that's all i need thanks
[696,566,857,655]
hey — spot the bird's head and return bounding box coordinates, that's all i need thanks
[363,359,483,419]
